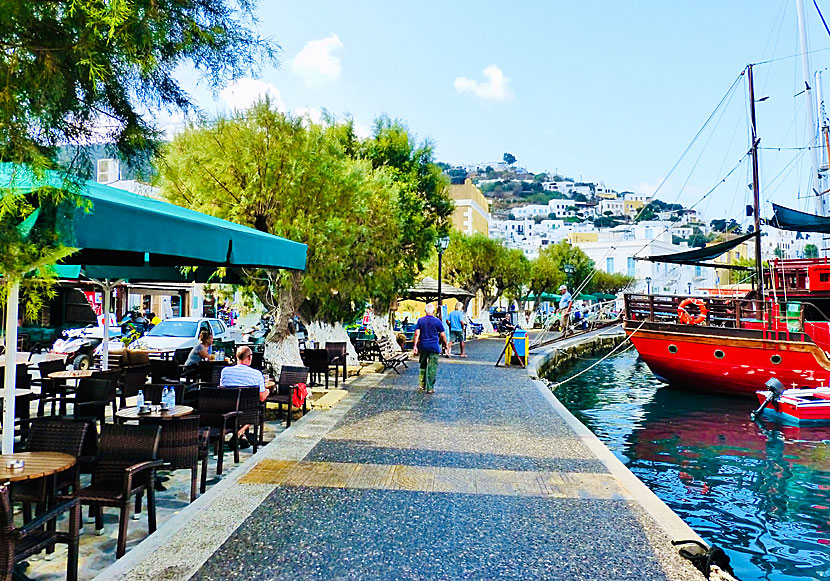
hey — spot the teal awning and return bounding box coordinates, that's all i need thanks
[52,264,247,284]
[2,164,307,271]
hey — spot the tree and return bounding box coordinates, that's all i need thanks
[2,0,275,320]
[528,241,594,312]
[503,152,517,166]
[805,244,819,259]
[2,1,275,172]
[158,104,403,342]
[589,271,634,294]
[441,233,504,309]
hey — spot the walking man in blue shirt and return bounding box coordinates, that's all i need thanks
[558,284,573,336]
[447,302,467,357]
[413,303,448,393]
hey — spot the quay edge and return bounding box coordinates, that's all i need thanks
[528,326,706,547]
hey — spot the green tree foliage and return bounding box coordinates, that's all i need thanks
[2,0,274,318]
[157,104,404,335]
[710,218,742,234]
[528,241,594,311]
[503,152,517,166]
[441,233,503,306]
[589,271,634,294]
[805,244,819,259]
[357,116,453,305]
[1,0,275,171]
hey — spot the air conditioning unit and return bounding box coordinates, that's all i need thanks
[96,158,119,183]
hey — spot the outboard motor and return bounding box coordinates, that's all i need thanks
[751,377,787,420]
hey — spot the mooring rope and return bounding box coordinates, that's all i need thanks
[548,320,646,390]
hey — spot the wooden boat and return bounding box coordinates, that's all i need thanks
[754,379,830,425]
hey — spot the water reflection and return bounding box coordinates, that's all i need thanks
[553,349,830,581]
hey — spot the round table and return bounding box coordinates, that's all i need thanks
[47,370,95,380]
[116,404,194,422]
[0,452,76,483]
[0,352,32,366]
[0,389,33,398]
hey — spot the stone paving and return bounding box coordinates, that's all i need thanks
[101,336,704,580]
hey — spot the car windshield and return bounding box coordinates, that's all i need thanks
[146,321,198,338]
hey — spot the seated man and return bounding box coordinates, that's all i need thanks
[220,346,268,448]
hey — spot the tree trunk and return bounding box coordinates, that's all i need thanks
[370,311,401,352]
[253,269,305,372]
[480,296,498,333]
[305,321,358,364]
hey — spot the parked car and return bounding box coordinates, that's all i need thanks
[129,317,241,351]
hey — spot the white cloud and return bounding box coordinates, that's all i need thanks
[454,65,514,101]
[293,107,323,125]
[290,35,344,84]
[353,121,371,139]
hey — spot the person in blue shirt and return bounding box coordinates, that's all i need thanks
[413,303,448,394]
[447,302,467,357]
[558,284,573,335]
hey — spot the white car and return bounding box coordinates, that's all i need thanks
[129,317,241,352]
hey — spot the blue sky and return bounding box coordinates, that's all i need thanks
[172,1,830,223]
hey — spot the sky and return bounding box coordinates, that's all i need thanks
[168,1,830,224]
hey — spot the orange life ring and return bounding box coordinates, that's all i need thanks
[677,298,707,325]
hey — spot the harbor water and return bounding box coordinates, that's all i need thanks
[550,348,830,581]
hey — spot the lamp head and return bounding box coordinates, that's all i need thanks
[436,235,450,252]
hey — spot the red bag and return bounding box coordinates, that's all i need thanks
[292,382,308,408]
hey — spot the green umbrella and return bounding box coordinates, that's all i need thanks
[593,293,618,301]
[2,164,307,452]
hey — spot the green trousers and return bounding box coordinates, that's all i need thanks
[419,351,439,391]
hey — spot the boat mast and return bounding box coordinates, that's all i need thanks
[797,0,827,253]
[748,64,765,301]
[817,69,830,259]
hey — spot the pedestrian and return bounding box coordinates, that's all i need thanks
[558,284,573,335]
[412,303,448,394]
[447,302,467,357]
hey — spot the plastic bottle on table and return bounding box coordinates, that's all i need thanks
[166,387,176,407]
[161,387,169,406]
[136,390,145,410]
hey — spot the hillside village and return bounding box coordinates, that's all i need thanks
[442,156,823,295]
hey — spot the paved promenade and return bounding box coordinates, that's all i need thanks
[101,335,702,580]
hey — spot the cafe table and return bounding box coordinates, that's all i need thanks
[115,404,194,423]
[47,370,95,381]
[0,451,76,483]
[0,352,32,366]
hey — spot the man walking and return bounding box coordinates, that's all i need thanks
[558,283,573,336]
[447,302,467,357]
[413,303,448,393]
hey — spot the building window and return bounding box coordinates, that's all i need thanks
[606,257,614,273]
[695,265,702,278]
[627,257,635,277]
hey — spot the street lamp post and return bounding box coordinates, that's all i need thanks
[435,235,450,320]
[645,276,652,294]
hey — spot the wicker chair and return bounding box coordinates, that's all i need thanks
[266,366,309,428]
[13,420,89,523]
[118,364,150,408]
[325,342,348,387]
[196,388,241,475]
[0,485,81,581]
[250,351,265,371]
[141,416,208,502]
[76,423,162,559]
[140,383,185,407]
[41,378,112,428]
[91,368,122,421]
[198,360,229,387]
[301,348,330,388]
[150,359,181,384]
[227,386,263,451]
[34,358,68,416]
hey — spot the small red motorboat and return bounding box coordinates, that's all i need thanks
[753,378,830,425]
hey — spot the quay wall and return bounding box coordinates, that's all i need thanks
[530,326,627,382]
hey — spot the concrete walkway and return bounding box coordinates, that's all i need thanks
[101,336,703,580]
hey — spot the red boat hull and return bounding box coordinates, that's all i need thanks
[628,328,830,395]
[755,389,830,424]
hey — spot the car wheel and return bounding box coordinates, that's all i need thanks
[74,353,92,370]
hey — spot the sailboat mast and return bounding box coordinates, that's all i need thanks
[797,0,827,230]
[748,64,765,301]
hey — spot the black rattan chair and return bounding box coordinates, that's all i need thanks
[33,358,68,416]
[76,423,162,559]
[141,416,207,502]
[226,386,263,452]
[117,364,150,408]
[301,348,330,388]
[195,388,240,475]
[325,342,347,387]
[0,485,81,581]
[150,359,181,384]
[265,366,309,428]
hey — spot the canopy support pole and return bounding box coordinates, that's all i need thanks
[2,279,20,454]
[90,278,123,371]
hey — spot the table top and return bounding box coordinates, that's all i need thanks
[0,353,32,366]
[48,370,95,380]
[116,404,194,420]
[0,452,76,483]
[0,389,33,398]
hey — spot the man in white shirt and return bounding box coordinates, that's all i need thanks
[220,346,267,449]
